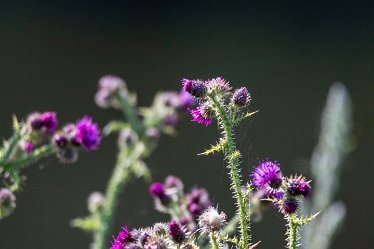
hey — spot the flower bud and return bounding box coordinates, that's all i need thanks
[280,198,298,214]
[87,192,105,213]
[232,87,250,107]
[182,79,207,98]
[168,220,186,244]
[0,188,16,219]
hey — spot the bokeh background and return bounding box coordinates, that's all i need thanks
[0,1,373,248]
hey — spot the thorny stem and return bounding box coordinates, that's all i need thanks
[210,95,250,249]
[288,214,298,249]
[115,94,144,136]
[1,145,56,171]
[0,133,22,164]
[92,145,144,249]
[210,233,220,249]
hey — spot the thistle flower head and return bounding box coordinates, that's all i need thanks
[41,112,58,133]
[206,76,231,92]
[0,188,16,218]
[185,188,212,216]
[27,112,43,130]
[179,90,196,110]
[75,116,101,151]
[287,175,311,198]
[168,220,186,244]
[118,128,138,148]
[96,75,127,108]
[116,226,134,244]
[149,182,170,204]
[53,133,68,149]
[252,160,283,194]
[20,140,33,154]
[198,207,227,234]
[87,192,105,213]
[164,175,184,192]
[190,105,212,126]
[232,87,251,107]
[56,147,79,163]
[182,79,207,98]
[280,197,299,214]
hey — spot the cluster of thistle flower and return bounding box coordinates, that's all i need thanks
[251,160,311,215]
[111,176,228,249]
[28,112,101,162]
[0,111,101,218]
[148,176,212,232]
[182,77,250,126]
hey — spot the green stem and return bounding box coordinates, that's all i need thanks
[288,215,298,249]
[115,94,144,136]
[210,95,250,249]
[91,145,144,249]
[0,133,22,163]
[210,233,220,249]
[1,145,56,171]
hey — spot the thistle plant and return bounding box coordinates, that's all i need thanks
[72,75,194,249]
[0,111,101,219]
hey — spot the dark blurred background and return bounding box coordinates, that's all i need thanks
[0,1,373,248]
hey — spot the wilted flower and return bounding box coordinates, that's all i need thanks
[198,207,227,234]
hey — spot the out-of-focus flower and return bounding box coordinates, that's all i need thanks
[75,116,101,151]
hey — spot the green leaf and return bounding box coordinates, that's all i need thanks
[198,139,227,156]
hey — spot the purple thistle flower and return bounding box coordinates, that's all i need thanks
[0,188,16,218]
[111,241,124,249]
[190,106,212,126]
[41,112,58,133]
[98,75,126,92]
[116,226,134,245]
[182,79,207,98]
[164,175,184,191]
[287,175,311,198]
[168,220,186,244]
[280,198,298,214]
[53,133,68,149]
[185,188,212,216]
[252,160,283,194]
[179,90,196,110]
[232,87,251,107]
[20,140,33,154]
[27,112,43,130]
[149,182,170,203]
[75,116,101,151]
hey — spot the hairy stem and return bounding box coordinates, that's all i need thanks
[91,145,144,249]
[210,95,250,249]
[210,233,220,249]
[288,215,298,249]
[1,145,56,171]
[0,133,22,164]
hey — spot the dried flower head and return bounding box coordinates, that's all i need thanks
[56,147,79,163]
[252,160,283,194]
[206,76,231,92]
[198,207,227,234]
